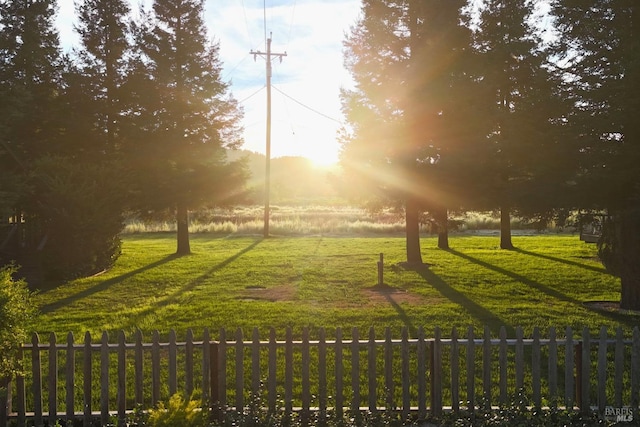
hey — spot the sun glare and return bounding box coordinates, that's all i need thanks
[305,143,340,167]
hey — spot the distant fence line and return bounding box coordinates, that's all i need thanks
[1,325,640,427]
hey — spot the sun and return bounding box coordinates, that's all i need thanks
[305,141,340,168]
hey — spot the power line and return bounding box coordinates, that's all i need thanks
[240,0,255,50]
[237,85,266,104]
[222,54,251,82]
[271,85,342,124]
[286,0,297,50]
[263,0,267,50]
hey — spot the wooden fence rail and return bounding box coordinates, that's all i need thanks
[1,325,639,426]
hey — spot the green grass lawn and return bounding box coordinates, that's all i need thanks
[34,233,637,341]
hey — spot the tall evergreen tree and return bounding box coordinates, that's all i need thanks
[68,0,131,157]
[0,0,62,262]
[472,0,557,249]
[552,0,640,309]
[341,0,475,262]
[0,0,61,168]
[130,0,245,255]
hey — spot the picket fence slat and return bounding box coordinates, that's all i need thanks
[7,326,640,426]
[482,326,491,409]
[66,332,74,423]
[83,331,91,427]
[498,326,507,405]
[465,326,474,409]
[450,327,459,413]
[564,327,574,408]
[31,333,42,427]
[548,327,557,399]
[100,332,109,426]
[614,327,624,407]
[532,327,541,408]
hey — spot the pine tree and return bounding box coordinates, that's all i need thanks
[0,0,62,262]
[0,0,61,167]
[341,0,475,262]
[69,0,131,157]
[472,0,558,249]
[553,0,640,309]
[130,0,245,255]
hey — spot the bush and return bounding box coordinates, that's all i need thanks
[146,394,209,427]
[0,264,37,389]
[28,156,126,279]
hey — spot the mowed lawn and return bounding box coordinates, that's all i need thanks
[34,233,638,341]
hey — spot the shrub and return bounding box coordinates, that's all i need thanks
[28,156,126,279]
[0,264,37,391]
[147,394,208,427]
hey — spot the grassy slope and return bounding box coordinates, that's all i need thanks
[34,234,637,341]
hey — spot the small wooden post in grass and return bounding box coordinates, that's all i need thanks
[377,253,384,286]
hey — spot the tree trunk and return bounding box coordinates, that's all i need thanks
[500,206,514,250]
[619,212,640,311]
[434,205,449,250]
[405,197,423,265]
[176,203,191,255]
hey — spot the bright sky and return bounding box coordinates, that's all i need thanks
[56,0,361,165]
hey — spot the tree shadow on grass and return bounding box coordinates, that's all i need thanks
[40,253,181,314]
[117,239,264,331]
[379,291,418,335]
[446,249,635,325]
[512,247,609,275]
[416,266,514,336]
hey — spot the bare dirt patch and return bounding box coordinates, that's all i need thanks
[237,282,429,306]
[238,284,297,302]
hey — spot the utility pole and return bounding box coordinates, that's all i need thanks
[251,34,287,238]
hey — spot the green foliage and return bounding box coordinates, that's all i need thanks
[147,394,208,427]
[29,155,126,279]
[0,264,37,382]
